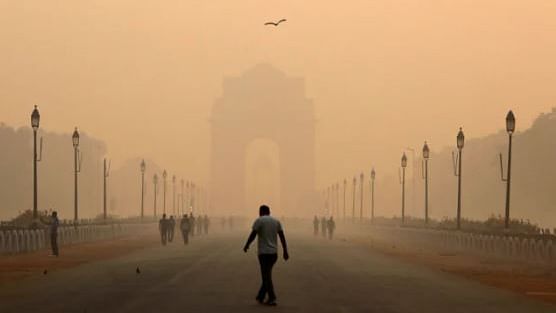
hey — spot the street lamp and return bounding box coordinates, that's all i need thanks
[140,160,146,221]
[401,153,407,225]
[186,181,190,213]
[180,179,184,216]
[422,142,430,225]
[502,111,515,229]
[72,127,80,224]
[162,170,167,214]
[31,105,41,221]
[359,172,364,221]
[335,182,340,218]
[453,128,465,230]
[352,176,356,221]
[103,158,111,222]
[370,168,376,223]
[153,174,159,217]
[343,179,347,221]
[172,175,176,216]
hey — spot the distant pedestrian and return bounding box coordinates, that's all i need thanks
[320,217,327,237]
[313,216,319,236]
[203,215,210,235]
[159,214,168,245]
[189,213,196,237]
[327,216,336,240]
[46,211,60,256]
[243,205,289,306]
[168,216,176,242]
[180,214,190,245]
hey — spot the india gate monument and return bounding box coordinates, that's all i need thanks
[210,64,316,217]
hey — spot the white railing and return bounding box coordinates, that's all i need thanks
[367,225,555,265]
[0,224,126,255]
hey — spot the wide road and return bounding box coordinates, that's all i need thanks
[1,228,554,313]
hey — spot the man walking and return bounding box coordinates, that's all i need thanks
[313,215,319,236]
[327,216,336,240]
[243,205,289,306]
[159,214,168,245]
[168,215,176,243]
[180,214,190,245]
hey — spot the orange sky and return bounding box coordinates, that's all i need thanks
[1,0,555,186]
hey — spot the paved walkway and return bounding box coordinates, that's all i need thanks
[1,231,554,313]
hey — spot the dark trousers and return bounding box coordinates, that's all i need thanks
[168,228,175,242]
[181,230,189,244]
[50,232,59,256]
[257,253,278,301]
[161,231,167,245]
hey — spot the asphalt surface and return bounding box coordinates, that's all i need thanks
[1,229,555,313]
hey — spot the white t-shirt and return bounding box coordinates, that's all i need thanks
[252,215,283,255]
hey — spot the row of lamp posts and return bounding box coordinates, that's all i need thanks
[399,110,515,229]
[31,106,205,225]
[139,160,203,221]
[323,167,376,223]
[324,110,515,230]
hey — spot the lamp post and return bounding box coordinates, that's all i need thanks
[343,179,347,221]
[103,158,110,222]
[180,179,184,216]
[162,170,167,214]
[370,168,375,223]
[172,175,176,216]
[503,111,515,229]
[359,172,364,221]
[140,160,146,221]
[153,174,158,217]
[401,152,407,224]
[406,147,417,217]
[326,186,330,217]
[352,176,356,221]
[401,153,407,225]
[453,128,465,230]
[422,142,430,225]
[31,105,40,221]
[72,128,80,224]
[186,181,190,213]
[336,182,340,218]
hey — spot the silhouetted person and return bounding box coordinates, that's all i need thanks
[168,216,176,242]
[243,205,289,306]
[189,213,196,237]
[159,214,168,245]
[320,217,327,237]
[180,214,190,245]
[203,215,210,235]
[46,211,60,256]
[313,216,319,236]
[327,216,336,240]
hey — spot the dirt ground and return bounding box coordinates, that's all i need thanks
[348,234,556,305]
[0,233,159,286]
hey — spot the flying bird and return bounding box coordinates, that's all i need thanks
[264,19,287,27]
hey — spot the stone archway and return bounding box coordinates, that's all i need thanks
[210,64,316,216]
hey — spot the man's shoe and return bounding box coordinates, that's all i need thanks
[264,299,277,306]
[255,297,264,304]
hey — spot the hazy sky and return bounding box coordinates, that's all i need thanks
[1,0,555,187]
